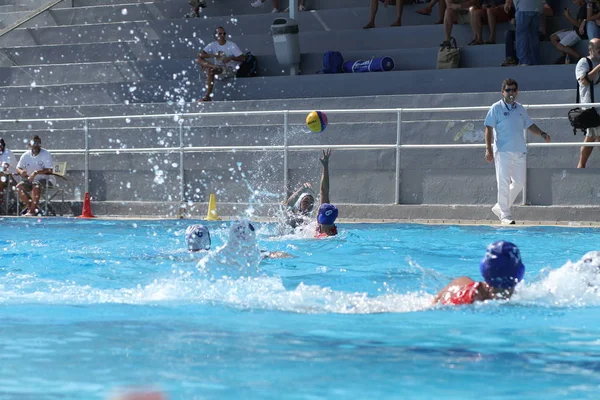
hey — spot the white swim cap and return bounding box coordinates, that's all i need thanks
[229,220,257,245]
[579,251,600,269]
[185,224,211,252]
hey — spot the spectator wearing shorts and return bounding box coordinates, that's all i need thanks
[0,138,18,207]
[549,0,586,64]
[363,0,404,29]
[586,0,600,39]
[443,0,481,45]
[16,135,55,217]
[576,39,600,168]
[469,0,513,44]
[196,27,246,102]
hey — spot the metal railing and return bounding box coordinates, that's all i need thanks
[1,102,599,205]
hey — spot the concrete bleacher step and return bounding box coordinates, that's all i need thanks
[0,39,585,88]
[0,87,575,119]
[0,64,578,105]
[1,5,573,48]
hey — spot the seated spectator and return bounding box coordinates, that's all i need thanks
[0,138,18,207]
[16,135,55,217]
[196,27,246,102]
[442,0,481,45]
[363,0,404,29]
[185,0,206,18]
[416,0,445,24]
[586,0,600,39]
[469,0,513,45]
[250,0,281,13]
[549,0,586,64]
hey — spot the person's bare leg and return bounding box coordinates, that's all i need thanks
[391,0,403,26]
[363,0,378,28]
[444,5,455,41]
[470,8,484,43]
[485,7,497,43]
[436,0,446,24]
[26,185,41,215]
[273,0,280,10]
[578,136,597,168]
[416,0,437,15]
[202,68,216,100]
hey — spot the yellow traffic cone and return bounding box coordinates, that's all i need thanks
[205,193,221,220]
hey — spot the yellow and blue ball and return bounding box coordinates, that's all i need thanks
[306,111,328,133]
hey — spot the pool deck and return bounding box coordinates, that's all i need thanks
[12,201,600,227]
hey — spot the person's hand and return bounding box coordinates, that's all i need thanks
[302,182,312,190]
[319,149,332,166]
[563,8,571,17]
[222,56,230,63]
[543,133,551,143]
[485,149,494,163]
[580,20,586,35]
[504,3,511,14]
[27,170,37,182]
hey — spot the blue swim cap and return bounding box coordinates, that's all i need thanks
[480,241,525,289]
[317,203,338,225]
[185,224,211,252]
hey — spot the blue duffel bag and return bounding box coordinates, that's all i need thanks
[342,57,395,73]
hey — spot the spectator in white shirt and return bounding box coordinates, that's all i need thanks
[16,135,55,217]
[196,27,246,102]
[0,138,18,207]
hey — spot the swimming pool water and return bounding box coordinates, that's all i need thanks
[1,219,599,399]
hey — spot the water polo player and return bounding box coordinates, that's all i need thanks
[185,224,211,252]
[316,149,338,237]
[433,240,525,305]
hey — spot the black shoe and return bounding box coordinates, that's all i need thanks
[501,57,518,67]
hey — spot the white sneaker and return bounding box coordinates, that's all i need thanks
[501,217,516,225]
[491,204,501,220]
[271,7,279,12]
[250,0,265,7]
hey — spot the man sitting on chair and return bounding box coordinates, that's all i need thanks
[0,138,18,208]
[16,135,55,216]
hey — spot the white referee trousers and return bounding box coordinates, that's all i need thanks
[494,151,526,219]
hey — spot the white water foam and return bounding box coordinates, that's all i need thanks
[514,251,600,307]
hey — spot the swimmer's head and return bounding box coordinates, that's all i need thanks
[185,224,211,252]
[480,241,525,289]
[317,203,338,226]
[299,194,315,213]
[229,219,257,245]
[579,251,600,269]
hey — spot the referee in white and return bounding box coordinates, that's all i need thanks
[484,78,551,225]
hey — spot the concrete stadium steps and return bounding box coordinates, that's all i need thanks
[0,88,575,119]
[2,13,574,50]
[0,64,578,105]
[62,0,367,13]
[0,42,578,87]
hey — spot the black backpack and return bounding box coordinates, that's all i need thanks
[236,52,258,78]
[568,57,600,135]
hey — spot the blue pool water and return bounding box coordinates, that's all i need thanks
[1,219,600,399]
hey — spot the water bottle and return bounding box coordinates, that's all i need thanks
[74,187,81,201]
